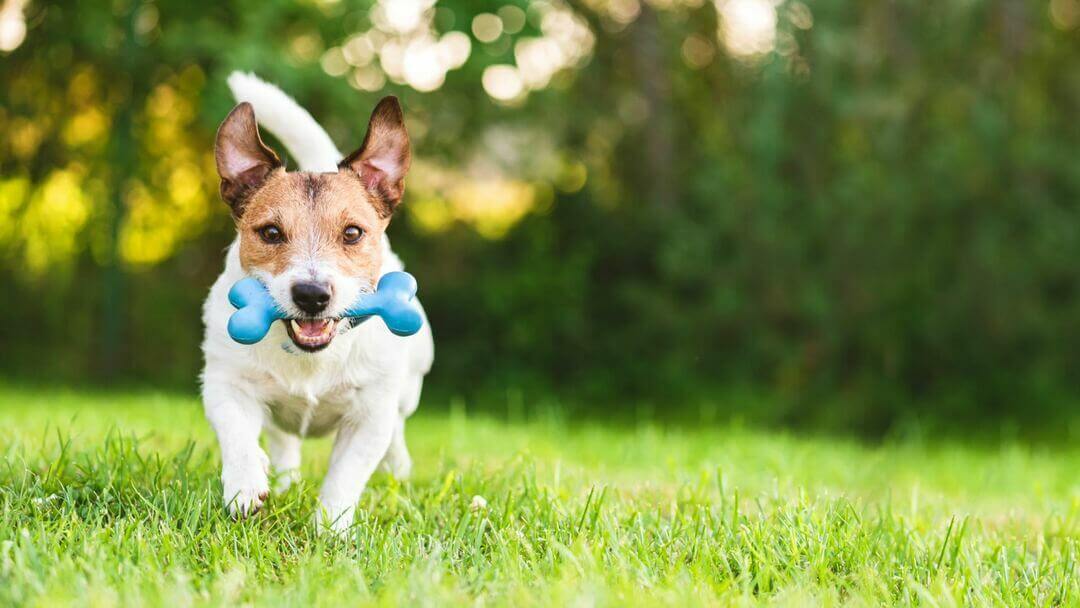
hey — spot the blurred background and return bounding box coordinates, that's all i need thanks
[1,0,1079,436]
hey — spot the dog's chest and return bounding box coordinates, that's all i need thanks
[265,388,355,437]
[246,340,380,437]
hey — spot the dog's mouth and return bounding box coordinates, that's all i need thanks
[283,318,338,352]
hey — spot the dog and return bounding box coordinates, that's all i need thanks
[200,73,434,533]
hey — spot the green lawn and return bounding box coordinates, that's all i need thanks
[0,385,1077,606]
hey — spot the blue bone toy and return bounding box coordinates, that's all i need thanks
[227,272,423,345]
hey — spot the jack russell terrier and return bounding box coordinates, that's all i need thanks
[200,73,434,533]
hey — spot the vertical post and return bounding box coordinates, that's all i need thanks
[100,2,140,378]
[631,4,678,214]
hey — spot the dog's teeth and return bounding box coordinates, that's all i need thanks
[290,320,302,334]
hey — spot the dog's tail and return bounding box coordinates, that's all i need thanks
[226,72,342,172]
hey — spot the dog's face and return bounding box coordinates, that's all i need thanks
[214,98,411,352]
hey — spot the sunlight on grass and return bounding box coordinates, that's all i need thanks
[0,385,1077,606]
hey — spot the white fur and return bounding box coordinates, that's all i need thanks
[202,73,433,533]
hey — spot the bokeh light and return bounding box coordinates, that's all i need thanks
[482,65,525,102]
[471,13,503,43]
[715,0,777,57]
[402,38,446,92]
[0,0,27,52]
[681,33,715,69]
[497,5,526,34]
[437,31,471,69]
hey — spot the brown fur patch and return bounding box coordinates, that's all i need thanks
[337,170,394,218]
[235,170,390,284]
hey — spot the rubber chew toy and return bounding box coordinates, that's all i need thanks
[227,271,423,345]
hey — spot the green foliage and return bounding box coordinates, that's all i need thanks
[2,1,1080,432]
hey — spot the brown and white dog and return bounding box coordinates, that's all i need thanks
[200,73,433,533]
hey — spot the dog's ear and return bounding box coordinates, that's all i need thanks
[215,102,281,216]
[339,96,411,215]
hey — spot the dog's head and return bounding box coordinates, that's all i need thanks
[214,97,410,353]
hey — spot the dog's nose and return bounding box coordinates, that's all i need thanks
[291,282,331,315]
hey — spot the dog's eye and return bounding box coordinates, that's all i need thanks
[343,225,364,245]
[258,225,285,244]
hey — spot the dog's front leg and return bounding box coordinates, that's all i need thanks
[203,382,270,518]
[264,422,302,494]
[378,419,412,480]
[316,400,396,534]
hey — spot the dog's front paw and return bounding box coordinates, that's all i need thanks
[222,454,270,519]
[272,468,300,495]
[378,450,412,480]
[314,501,355,536]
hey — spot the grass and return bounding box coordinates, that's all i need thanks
[0,385,1077,606]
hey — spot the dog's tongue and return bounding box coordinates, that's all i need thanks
[296,319,330,337]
